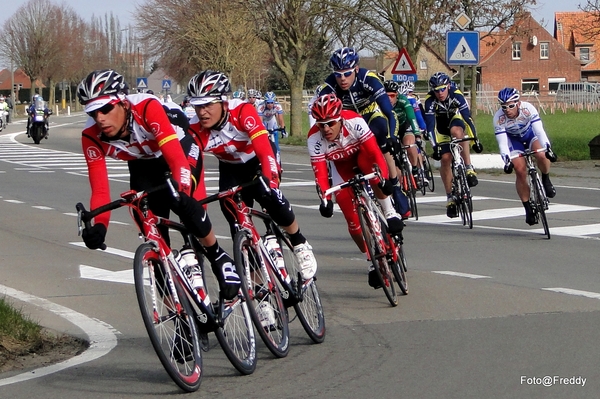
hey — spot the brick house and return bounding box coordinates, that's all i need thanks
[478,12,580,100]
[555,11,600,82]
[0,68,46,103]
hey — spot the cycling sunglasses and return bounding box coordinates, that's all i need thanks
[433,86,447,93]
[86,103,116,118]
[334,69,354,78]
[501,103,518,110]
[316,119,340,128]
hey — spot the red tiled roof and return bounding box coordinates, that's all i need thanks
[555,11,600,71]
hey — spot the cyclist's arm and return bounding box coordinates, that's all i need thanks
[307,127,331,198]
[423,95,437,146]
[526,104,551,147]
[410,97,427,130]
[240,105,280,186]
[275,104,285,129]
[82,130,111,228]
[143,98,192,195]
[455,91,477,138]
[493,112,510,159]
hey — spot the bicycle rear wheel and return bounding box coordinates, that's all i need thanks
[233,230,290,358]
[279,235,326,344]
[422,152,435,192]
[531,172,551,239]
[358,205,398,307]
[214,296,257,375]
[133,243,202,393]
[390,238,408,295]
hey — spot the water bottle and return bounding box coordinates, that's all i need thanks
[180,248,203,292]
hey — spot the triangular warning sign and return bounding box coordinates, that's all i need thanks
[137,79,147,88]
[390,48,416,74]
[449,37,477,62]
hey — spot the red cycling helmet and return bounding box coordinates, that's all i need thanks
[311,93,343,121]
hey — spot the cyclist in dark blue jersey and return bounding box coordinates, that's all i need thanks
[320,47,408,217]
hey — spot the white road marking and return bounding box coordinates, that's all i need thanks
[432,271,491,279]
[0,284,118,387]
[542,287,600,299]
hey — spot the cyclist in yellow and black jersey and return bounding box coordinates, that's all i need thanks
[423,72,482,218]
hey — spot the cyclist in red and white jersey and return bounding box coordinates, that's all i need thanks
[186,70,317,280]
[307,93,403,288]
[77,69,241,299]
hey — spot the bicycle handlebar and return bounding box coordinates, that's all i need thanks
[509,147,548,161]
[322,171,378,201]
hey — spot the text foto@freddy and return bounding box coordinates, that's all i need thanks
[521,375,586,387]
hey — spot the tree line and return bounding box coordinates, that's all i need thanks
[1,0,553,135]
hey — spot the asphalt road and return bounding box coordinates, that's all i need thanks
[0,113,599,398]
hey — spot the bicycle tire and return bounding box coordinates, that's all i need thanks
[213,296,258,375]
[456,165,473,229]
[358,204,398,307]
[423,152,435,192]
[402,161,418,220]
[390,238,408,295]
[133,243,202,393]
[233,230,290,358]
[531,172,551,239]
[278,235,326,344]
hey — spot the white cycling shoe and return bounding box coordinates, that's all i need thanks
[293,241,317,280]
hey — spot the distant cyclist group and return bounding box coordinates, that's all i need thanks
[74,45,557,392]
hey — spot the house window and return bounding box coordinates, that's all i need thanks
[521,79,539,94]
[420,59,427,69]
[512,42,521,60]
[548,77,566,94]
[580,48,590,61]
[540,42,549,59]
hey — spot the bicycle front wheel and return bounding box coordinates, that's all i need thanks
[358,205,398,307]
[456,165,473,229]
[390,239,408,295]
[133,243,202,393]
[279,236,326,344]
[422,152,435,192]
[214,296,257,375]
[233,230,290,358]
[531,173,551,239]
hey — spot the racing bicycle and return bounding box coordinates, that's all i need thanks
[509,148,551,239]
[320,165,408,307]
[204,178,326,357]
[76,180,256,392]
[416,138,435,194]
[395,143,419,220]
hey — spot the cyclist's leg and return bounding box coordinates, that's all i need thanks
[451,116,478,186]
[530,137,555,198]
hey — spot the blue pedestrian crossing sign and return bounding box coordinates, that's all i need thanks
[162,79,172,90]
[136,77,148,89]
[446,31,480,66]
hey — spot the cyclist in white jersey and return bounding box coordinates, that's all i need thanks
[257,91,286,135]
[494,87,557,225]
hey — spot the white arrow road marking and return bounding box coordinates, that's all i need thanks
[80,265,135,285]
[543,287,600,299]
[432,271,491,279]
[0,284,118,387]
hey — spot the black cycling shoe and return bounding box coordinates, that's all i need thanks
[368,269,382,289]
[525,211,538,226]
[212,252,241,300]
[466,170,478,187]
[446,200,458,218]
[386,215,404,235]
[542,179,556,199]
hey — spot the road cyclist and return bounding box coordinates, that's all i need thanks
[493,87,557,225]
[256,91,287,166]
[423,72,483,218]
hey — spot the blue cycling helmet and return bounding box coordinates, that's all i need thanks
[264,91,276,103]
[498,87,520,103]
[429,72,451,90]
[329,47,359,71]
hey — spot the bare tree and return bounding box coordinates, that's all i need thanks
[1,0,64,98]
[244,0,334,137]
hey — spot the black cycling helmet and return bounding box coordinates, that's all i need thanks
[77,69,128,111]
[384,80,400,93]
[187,70,231,105]
[428,72,451,90]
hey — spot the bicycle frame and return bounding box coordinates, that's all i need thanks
[449,137,475,228]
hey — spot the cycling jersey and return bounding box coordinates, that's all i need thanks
[407,95,426,131]
[307,110,388,234]
[256,101,284,130]
[82,93,203,230]
[189,99,296,232]
[392,94,419,137]
[320,68,397,149]
[493,101,550,158]
[423,86,477,146]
